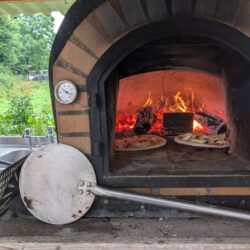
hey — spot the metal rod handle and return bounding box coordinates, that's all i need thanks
[90,185,250,221]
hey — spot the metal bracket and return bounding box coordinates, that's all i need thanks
[77,181,93,195]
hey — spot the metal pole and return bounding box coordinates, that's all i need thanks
[91,185,250,221]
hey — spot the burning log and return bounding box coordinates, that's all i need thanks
[133,106,156,134]
[195,112,227,135]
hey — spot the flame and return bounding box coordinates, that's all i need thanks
[193,120,204,131]
[143,91,153,107]
[174,91,187,112]
[116,89,209,134]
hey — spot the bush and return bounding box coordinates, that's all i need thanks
[3,93,33,135]
[0,92,55,136]
[28,105,55,136]
[0,70,55,136]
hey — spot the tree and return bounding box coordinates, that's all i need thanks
[0,16,23,72]
[0,13,55,75]
[18,13,55,72]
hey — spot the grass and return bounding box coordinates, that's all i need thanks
[0,79,53,115]
[0,98,9,114]
[30,82,53,113]
[0,74,55,136]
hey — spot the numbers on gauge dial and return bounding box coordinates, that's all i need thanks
[54,81,77,104]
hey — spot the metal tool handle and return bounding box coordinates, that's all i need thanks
[90,185,250,221]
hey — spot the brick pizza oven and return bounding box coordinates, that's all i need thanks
[49,0,250,213]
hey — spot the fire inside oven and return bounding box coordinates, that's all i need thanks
[109,69,230,175]
[116,70,227,136]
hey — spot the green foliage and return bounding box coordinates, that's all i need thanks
[0,14,56,136]
[0,13,55,74]
[28,105,55,136]
[0,64,14,86]
[3,93,33,135]
[18,13,55,72]
[0,77,55,136]
[0,16,23,72]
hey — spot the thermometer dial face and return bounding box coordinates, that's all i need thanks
[54,80,78,104]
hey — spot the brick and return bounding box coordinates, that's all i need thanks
[145,0,168,20]
[59,41,97,76]
[55,92,89,112]
[93,1,127,39]
[59,136,91,155]
[118,0,147,27]
[194,0,217,17]
[159,188,210,196]
[73,19,112,58]
[53,66,89,111]
[124,188,152,195]
[234,0,250,37]
[172,0,192,15]
[215,0,241,24]
[57,115,90,134]
[53,66,86,86]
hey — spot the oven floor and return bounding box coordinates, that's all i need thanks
[110,137,250,175]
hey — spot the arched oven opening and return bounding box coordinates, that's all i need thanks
[50,0,250,213]
[100,35,250,187]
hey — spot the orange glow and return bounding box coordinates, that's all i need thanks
[143,92,153,107]
[193,120,207,133]
[116,89,209,134]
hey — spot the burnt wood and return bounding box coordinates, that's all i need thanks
[133,107,156,135]
[163,112,194,135]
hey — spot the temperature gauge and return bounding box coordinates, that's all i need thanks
[54,80,78,104]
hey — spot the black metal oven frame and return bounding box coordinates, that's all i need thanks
[87,17,250,188]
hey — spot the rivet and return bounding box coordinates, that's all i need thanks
[86,183,91,187]
[79,181,84,186]
[78,190,84,194]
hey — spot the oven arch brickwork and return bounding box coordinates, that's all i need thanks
[50,0,250,157]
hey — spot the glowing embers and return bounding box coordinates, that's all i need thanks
[116,90,206,134]
[115,70,227,136]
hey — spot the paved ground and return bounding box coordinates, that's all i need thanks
[0,214,250,249]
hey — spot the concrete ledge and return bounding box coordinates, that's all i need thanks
[1,242,250,250]
[0,216,250,249]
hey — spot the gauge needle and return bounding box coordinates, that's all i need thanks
[62,89,74,97]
